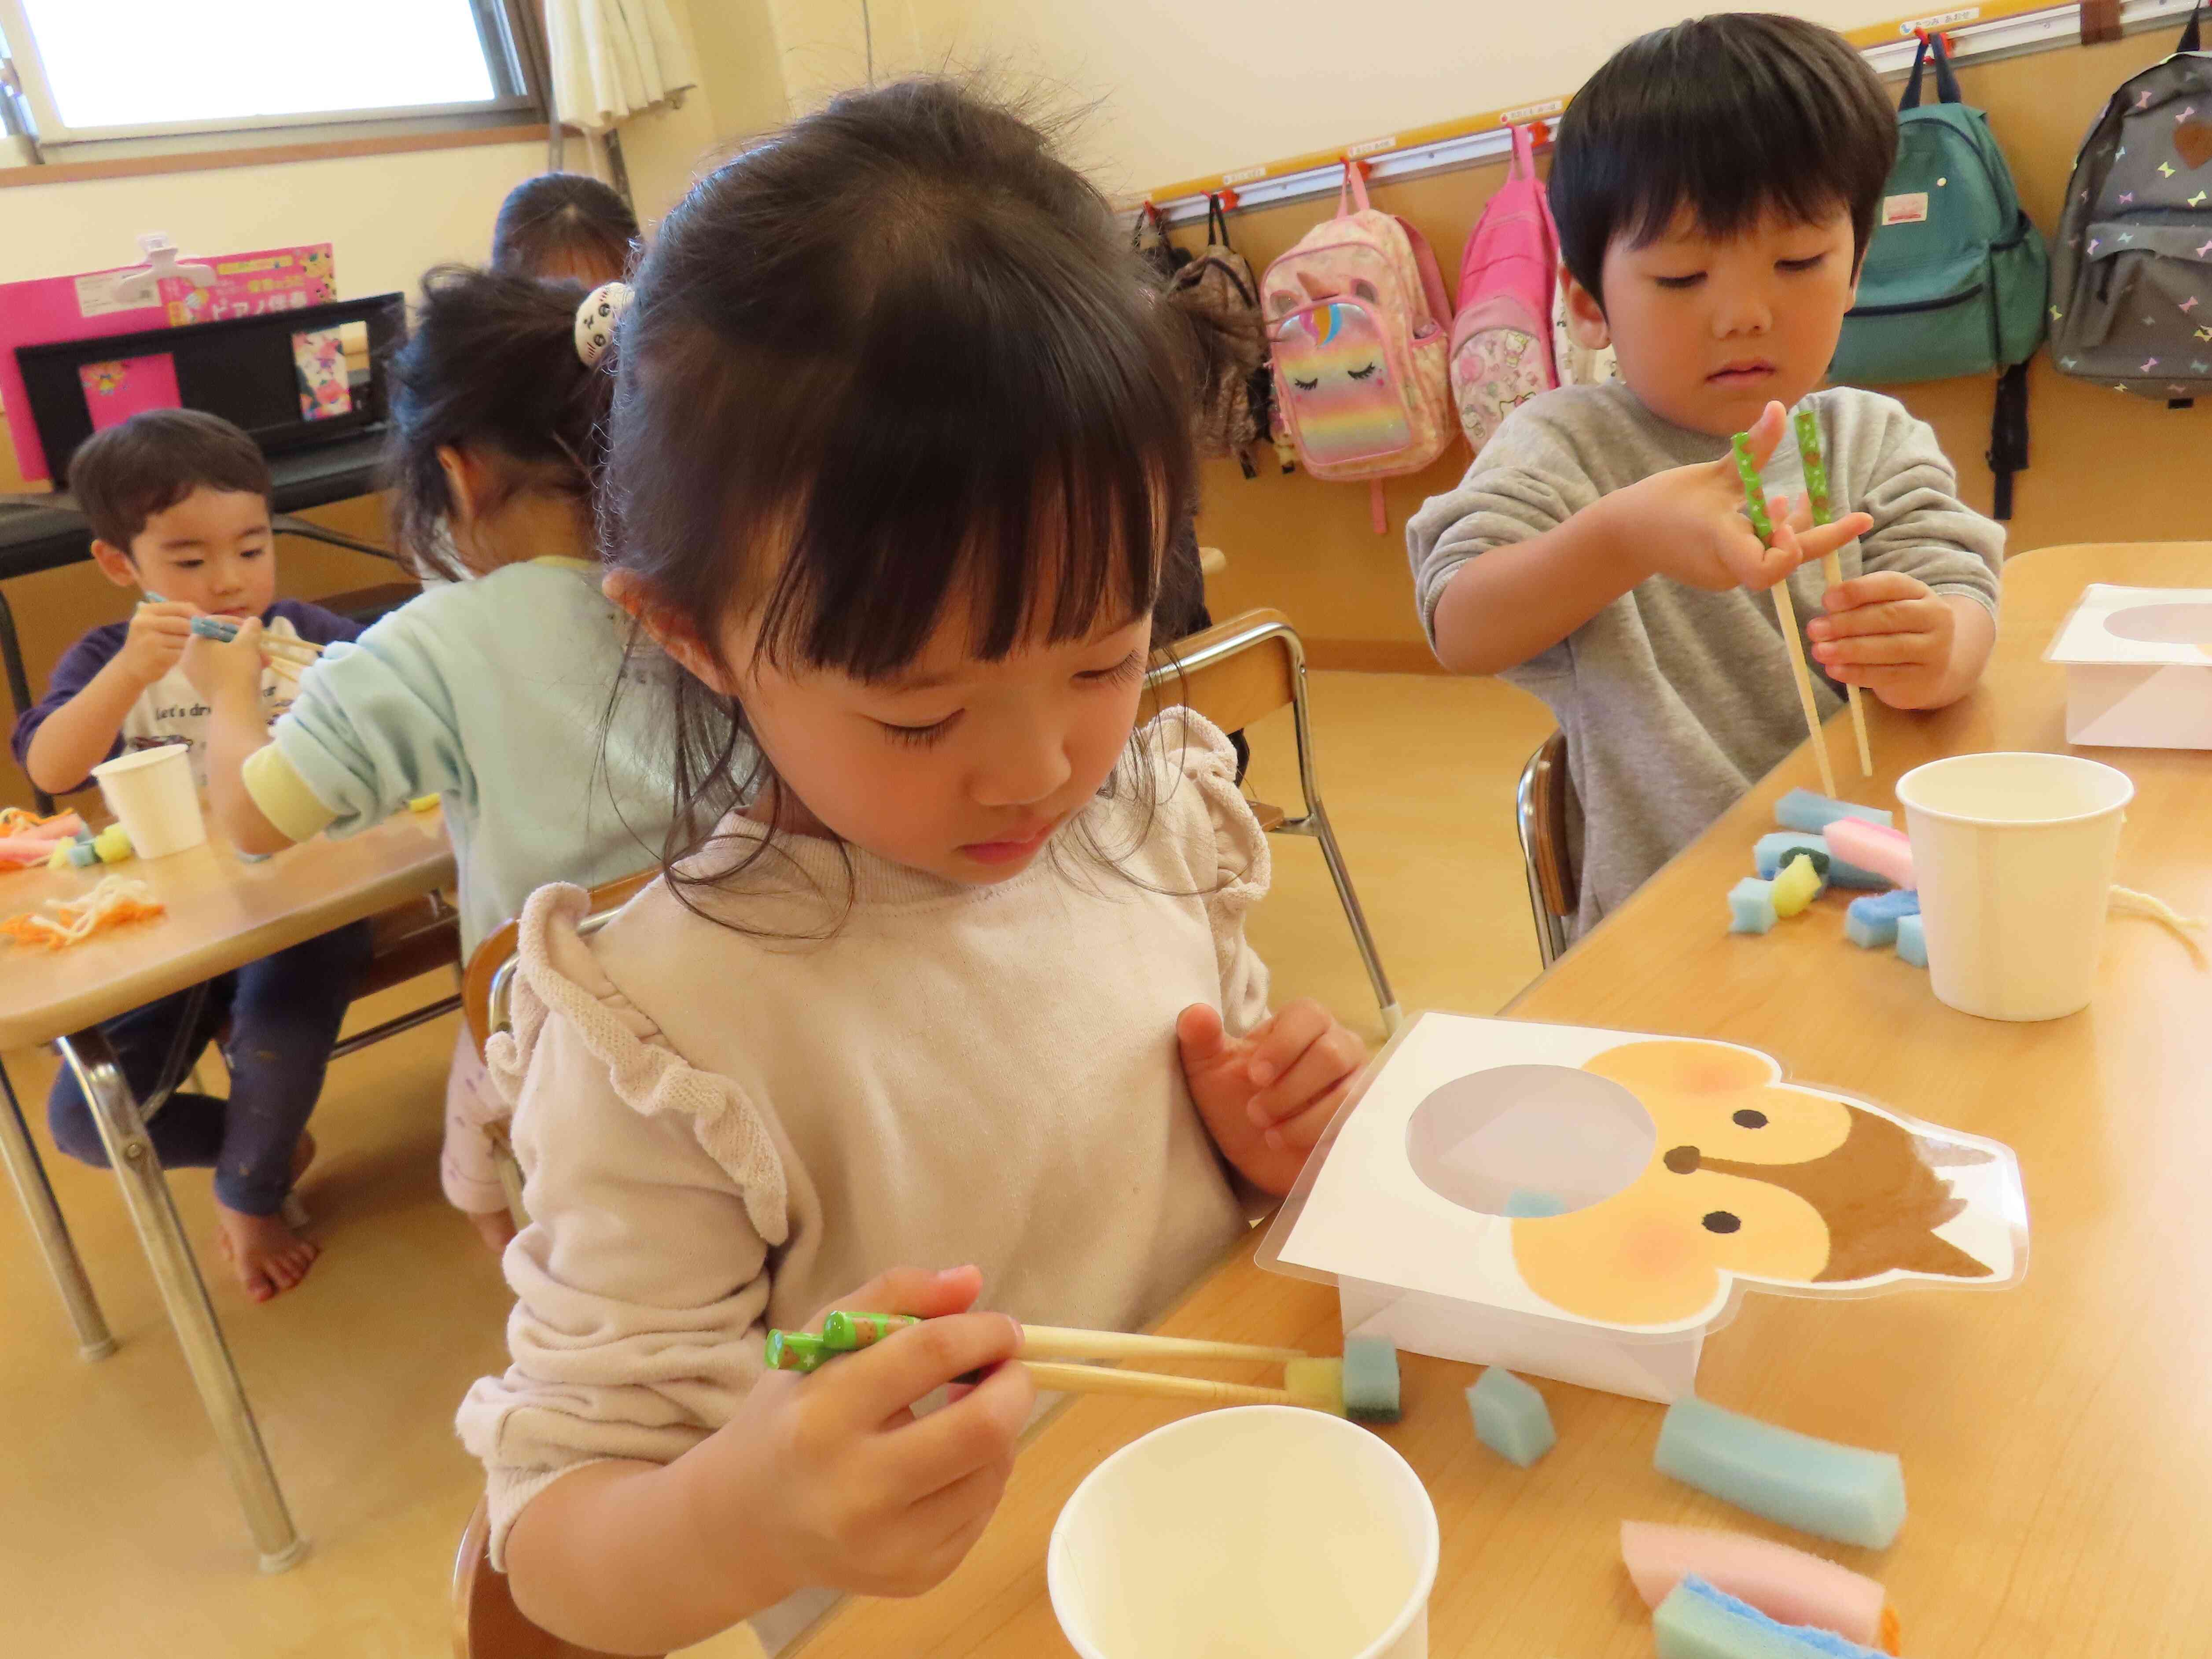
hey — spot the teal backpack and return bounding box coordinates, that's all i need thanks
[1831,35,2049,517]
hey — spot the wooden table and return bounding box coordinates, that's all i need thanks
[0,807,453,1570]
[795,544,2212,1658]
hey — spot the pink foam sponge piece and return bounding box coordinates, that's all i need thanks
[1822,820,1913,891]
[1621,1522,1887,1648]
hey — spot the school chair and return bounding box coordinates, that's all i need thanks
[1144,608,1401,1032]
[453,1496,653,1659]
[1515,730,1577,969]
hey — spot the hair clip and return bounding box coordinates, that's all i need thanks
[574,281,634,367]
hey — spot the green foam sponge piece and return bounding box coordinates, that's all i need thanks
[1468,1367,1554,1467]
[1655,1578,1888,1659]
[1769,854,1822,918]
[1655,1397,1905,1550]
[1341,1335,1401,1423]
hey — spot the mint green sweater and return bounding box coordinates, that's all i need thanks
[245,558,689,953]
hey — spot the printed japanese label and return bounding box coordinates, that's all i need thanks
[1898,7,1978,34]
[1883,192,1931,226]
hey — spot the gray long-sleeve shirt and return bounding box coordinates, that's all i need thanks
[1407,382,2002,935]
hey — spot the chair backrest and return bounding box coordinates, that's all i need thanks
[461,868,658,1056]
[1516,731,1578,967]
[452,1496,656,1659]
[1141,606,1298,734]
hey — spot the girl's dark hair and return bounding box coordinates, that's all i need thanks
[384,265,614,578]
[606,77,1196,876]
[490,172,639,285]
[1550,14,1898,307]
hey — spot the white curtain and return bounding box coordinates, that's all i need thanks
[544,0,699,134]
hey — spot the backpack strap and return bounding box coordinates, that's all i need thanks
[1206,193,1232,250]
[2183,0,2205,52]
[1900,33,1964,109]
[1986,360,2030,522]
[1337,160,1374,217]
[1509,123,1537,182]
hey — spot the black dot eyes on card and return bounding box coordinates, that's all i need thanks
[1732,1109,1768,1129]
[1702,1211,1742,1234]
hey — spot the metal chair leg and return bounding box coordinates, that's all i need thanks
[1304,800,1402,1033]
[0,1057,114,1360]
[56,1028,309,1573]
[1278,636,1402,1033]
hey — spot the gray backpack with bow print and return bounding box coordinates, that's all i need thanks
[2049,4,2212,405]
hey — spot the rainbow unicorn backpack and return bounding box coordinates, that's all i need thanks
[1262,164,1456,532]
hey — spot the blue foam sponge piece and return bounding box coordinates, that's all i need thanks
[1755,833,1884,890]
[1895,912,1927,968]
[1654,1396,1905,1550]
[1843,888,1921,949]
[1655,1578,1889,1659]
[1468,1367,1555,1467]
[1504,1188,1570,1218]
[1774,788,1893,836]
[1341,1335,1401,1423]
[1729,878,1777,935]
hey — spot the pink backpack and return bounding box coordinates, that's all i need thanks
[1448,125,1561,456]
[1261,163,1456,533]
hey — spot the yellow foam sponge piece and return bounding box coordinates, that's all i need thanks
[93,825,134,864]
[1284,1357,1347,1417]
[1770,853,1822,919]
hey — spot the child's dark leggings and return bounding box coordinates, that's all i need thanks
[46,920,373,1217]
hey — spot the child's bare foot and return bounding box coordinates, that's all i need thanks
[213,1206,320,1302]
[212,1132,323,1302]
[467,1206,518,1254]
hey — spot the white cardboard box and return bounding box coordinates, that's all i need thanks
[2046,585,2212,750]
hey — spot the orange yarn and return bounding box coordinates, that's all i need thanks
[0,876,166,949]
[1880,1602,1904,1655]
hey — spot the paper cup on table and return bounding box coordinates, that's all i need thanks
[91,744,206,859]
[1049,1405,1438,1659]
[1896,751,2134,1022]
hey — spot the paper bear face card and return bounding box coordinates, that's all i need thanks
[1260,1012,2028,1338]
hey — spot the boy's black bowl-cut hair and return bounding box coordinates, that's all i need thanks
[1550,13,1898,308]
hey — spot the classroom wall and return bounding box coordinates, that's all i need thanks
[769,0,1927,196]
[1188,26,2212,669]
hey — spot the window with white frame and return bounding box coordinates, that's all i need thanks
[0,0,541,154]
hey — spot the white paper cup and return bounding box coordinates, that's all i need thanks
[91,744,206,859]
[1896,751,2134,1022]
[1048,1406,1438,1659]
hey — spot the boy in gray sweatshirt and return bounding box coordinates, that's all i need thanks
[1409,14,2002,935]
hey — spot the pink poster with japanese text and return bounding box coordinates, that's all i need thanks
[0,244,335,481]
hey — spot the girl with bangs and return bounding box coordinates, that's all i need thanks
[456,79,1369,1654]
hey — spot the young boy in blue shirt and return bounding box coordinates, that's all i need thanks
[11,410,369,1301]
[1409,15,2003,934]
